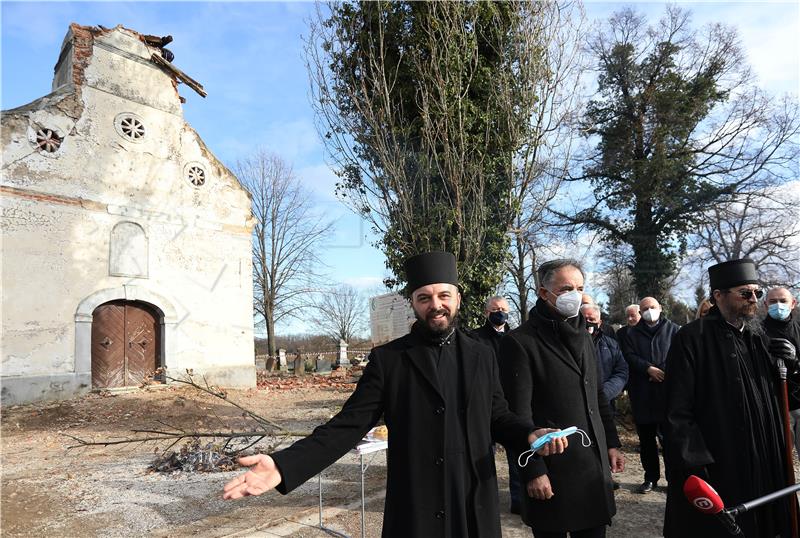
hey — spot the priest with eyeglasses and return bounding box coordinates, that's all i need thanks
[663,258,796,537]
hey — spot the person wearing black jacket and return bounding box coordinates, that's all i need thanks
[615,304,640,347]
[469,295,512,359]
[622,296,680,494]
[582,303,628,409]
[223,252,567,538]
[763,286,800,453]
[469,295,522,514]
[663,259,794,538]
[581,294,615,338]
[500,259,623,538]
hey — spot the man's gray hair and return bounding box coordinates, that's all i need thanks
[581,303,601,316]
[538,259,585,290]
[767,286,791,295]
[484,295,508,310]
[625,304,640,313]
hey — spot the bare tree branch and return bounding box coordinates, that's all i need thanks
[687,185,800,288]
[236,150,335,357]
[313,284,367,343]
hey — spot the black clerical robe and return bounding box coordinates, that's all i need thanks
[664,307,793,537]
[270,324,536,537]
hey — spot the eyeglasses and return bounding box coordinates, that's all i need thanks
[723,288,764,300]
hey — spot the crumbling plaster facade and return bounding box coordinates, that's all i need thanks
[1,24,256,404]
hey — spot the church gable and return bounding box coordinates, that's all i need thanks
[1,24,256,405]
[1,24,252,230]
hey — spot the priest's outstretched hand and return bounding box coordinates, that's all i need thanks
[223,454,282,499]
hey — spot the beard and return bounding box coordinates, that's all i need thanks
[742,314,765,335]
[414,307,458,337]
[729,303,764,335]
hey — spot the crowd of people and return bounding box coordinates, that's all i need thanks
[222,251,800,538]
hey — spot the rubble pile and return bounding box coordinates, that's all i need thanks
[256,370,363,391]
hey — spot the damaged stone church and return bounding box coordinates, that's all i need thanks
[1,24,256,404]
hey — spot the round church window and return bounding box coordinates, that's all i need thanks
[35,128,63,153]
[184,162,207,187]
[114,113,146,143]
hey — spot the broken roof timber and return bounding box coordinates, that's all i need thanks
[150,53,207,98]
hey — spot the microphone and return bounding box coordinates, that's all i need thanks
[684,475,743,535]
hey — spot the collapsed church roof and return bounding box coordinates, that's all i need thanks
[54,23,206,103]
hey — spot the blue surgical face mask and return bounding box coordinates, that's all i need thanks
[768,303,792,321]
[488,311,508,326]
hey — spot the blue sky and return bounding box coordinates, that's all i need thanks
[2,1,798,327]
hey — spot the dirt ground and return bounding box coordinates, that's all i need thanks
[0,374,721,537]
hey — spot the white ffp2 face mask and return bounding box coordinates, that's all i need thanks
[552,290,582,319]
[642,308,661,323]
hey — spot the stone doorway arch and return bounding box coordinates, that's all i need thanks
[75,285,178,385]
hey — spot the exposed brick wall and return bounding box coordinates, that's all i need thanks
[67,23,98,94]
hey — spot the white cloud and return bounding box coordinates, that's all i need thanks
[260,118,321,162]
[584,2,799,97]
[343,276,385,290]
[295,162,340,201]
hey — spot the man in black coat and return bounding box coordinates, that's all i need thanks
[664,258,794,537]
[763,286,800,453]
[621,296,679,494]
[499,259,624,538]
[223,251,567,538]
[469,295,512,359]
[581,303,628,410]
[468,294,522,514]
[615,304,640,346]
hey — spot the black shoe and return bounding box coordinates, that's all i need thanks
[510,502,520,515]
[613,481,620,490]
[636,481,655,494]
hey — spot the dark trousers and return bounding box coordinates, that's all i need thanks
[506,450,522,507]
[533,525,606,538]
[635,422,663,483]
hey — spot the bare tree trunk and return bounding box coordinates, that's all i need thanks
[266,307,276,360]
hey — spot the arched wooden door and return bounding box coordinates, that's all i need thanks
[91,300,161,388]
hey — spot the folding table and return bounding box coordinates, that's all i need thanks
[317,430,388,538]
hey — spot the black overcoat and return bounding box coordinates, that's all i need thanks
[663,308,792,537]
[621,318,679,424]
[498,304,620,533]
[270,328,534,538]
[763,313,800,409]
[468,320,511,359]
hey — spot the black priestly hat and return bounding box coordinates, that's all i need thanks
[708,258,759,290]
[404,251,458,294]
